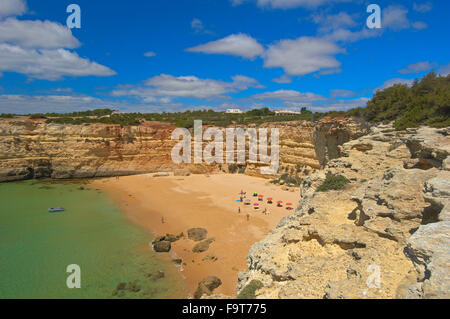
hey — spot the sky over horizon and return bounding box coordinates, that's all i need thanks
[0,0,449,114]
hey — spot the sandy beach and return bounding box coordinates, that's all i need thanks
[91,173,300,297]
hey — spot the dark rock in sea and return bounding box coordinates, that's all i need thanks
[147,270,165,281]
[153,232,184,244]
[126,281,141,292]
[172,258,183,265]
[194,276,222,299]
[187,228,208,241]
[153,240,171,252]
[116,282,127,291]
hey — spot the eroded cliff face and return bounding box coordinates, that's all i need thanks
[0,117,367,182]
[238,124,450,299]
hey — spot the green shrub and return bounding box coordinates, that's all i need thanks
[280,173,300,186]
[29,113,47,119]
[366,73,450,130]
[228,164,238,173]
[317,174,350,192]
[0,113,15,118]
[237,280,264,299]
[238,166,246,174]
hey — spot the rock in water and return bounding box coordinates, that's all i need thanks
[153,240,171,252]
[187,228,208,241]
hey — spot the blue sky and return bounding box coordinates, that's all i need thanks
[0,0,449,114]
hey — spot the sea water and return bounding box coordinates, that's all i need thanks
[0,180,186,299]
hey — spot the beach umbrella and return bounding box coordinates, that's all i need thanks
[277,201,283,204]
[258,195,264,198]
[286,203,293,206]
[267,197,273,201]
[254,203,259,206]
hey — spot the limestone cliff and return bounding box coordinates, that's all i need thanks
[0,117,366,182]
[238,124,450,299]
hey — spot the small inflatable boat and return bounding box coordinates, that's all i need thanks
[48,207,65,213]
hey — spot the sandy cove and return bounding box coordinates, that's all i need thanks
[91,173,300,297]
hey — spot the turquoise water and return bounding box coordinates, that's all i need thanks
[0,180,186,299]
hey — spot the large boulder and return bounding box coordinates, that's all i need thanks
[194,276,222,299]
[187,228,208,241]
[193,238,215,253]
[153,241,171,252]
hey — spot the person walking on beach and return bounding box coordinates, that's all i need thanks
[161,216,165,224]
[246,213,250,221]
[238,207,241,214]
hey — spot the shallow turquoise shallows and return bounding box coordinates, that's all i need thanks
[0,180,185,299]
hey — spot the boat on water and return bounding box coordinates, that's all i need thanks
[48,208,65,213]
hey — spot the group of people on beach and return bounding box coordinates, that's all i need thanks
[237,189,270,222]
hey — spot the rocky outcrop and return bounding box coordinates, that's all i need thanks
[404,170,450,298]
[194,276,222,299]
[239,123,450,299]
[153,241,171,253]
[187,228,208,242]
[0,117,367,182]
[192,238,215,253]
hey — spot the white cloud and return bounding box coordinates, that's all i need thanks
[307,97,369,112]
[382,5,427,31]
[256,0,352,9]
[263,36,343,75]
[186,33,264,59]
[438,64,450,76]
[413,2,433,13]
[0,44,116,80]
[375,78,415,92]
[383,5,411,31]
[191,18,203,31]
[412,21,428,30]
[324,27,380,43]
[398,61,434,74]
[330,89,356,98]
[0,0,26,19]
[272,74,292,83]
[0,94,107,114]
[0,93,190,114]
[112,74,263,100]
[0,18,80,49]
[251,89,325,102]
[0,5,116,80]
[231,74,265,89]
[312,12,357,33]
[144,51,156,57]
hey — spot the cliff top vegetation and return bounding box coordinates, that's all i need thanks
[1,73,448,130]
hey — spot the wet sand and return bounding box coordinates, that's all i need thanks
[91,173,299,297]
